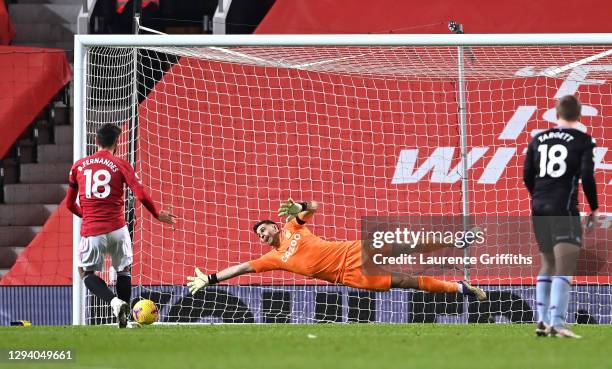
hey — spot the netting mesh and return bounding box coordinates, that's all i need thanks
[82,44,611,324]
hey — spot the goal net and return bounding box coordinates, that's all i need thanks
[76,36,612,324]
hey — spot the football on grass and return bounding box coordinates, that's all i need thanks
[132,299,159,325]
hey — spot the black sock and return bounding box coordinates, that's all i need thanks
[116,272,132,305]
[83,274,115,303]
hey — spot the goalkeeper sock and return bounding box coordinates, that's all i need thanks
[536,274,552,325]
[550,276,572,328]
[83,274,115,303]
[417,276,459,293]
[116,272,132,306]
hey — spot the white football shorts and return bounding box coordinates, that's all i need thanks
[78,225,132,272]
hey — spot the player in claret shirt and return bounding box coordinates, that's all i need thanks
[187,199,486,301]
[65,123,177,328]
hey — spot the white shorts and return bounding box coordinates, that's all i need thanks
[78,225,132,272]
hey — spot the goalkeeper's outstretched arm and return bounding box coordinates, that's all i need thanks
[187,199,320,295]
[186,262,255,295]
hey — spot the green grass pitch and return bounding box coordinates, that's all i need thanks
[0,324,609,369]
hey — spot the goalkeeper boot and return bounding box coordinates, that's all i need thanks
[535,321,550,337]
[458,280,487,301]
[111,297,129,329]
[549,326,582,339]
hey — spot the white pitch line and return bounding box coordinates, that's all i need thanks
[544,48,612,77]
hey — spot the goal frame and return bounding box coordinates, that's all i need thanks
[72,33,612,325]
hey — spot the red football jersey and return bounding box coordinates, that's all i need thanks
[68,150,159,237]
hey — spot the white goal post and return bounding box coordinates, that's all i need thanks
[73,34,612,325]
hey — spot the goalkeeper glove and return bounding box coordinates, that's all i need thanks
[186,268,210,295]
[277,198,306,221]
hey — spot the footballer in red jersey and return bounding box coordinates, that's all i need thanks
[64,123,176,328]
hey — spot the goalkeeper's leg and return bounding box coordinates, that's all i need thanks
[392,275,486,300]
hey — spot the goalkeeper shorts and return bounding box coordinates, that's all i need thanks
[341,268,392,292]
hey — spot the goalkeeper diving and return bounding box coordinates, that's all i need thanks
[187,199,486,299]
